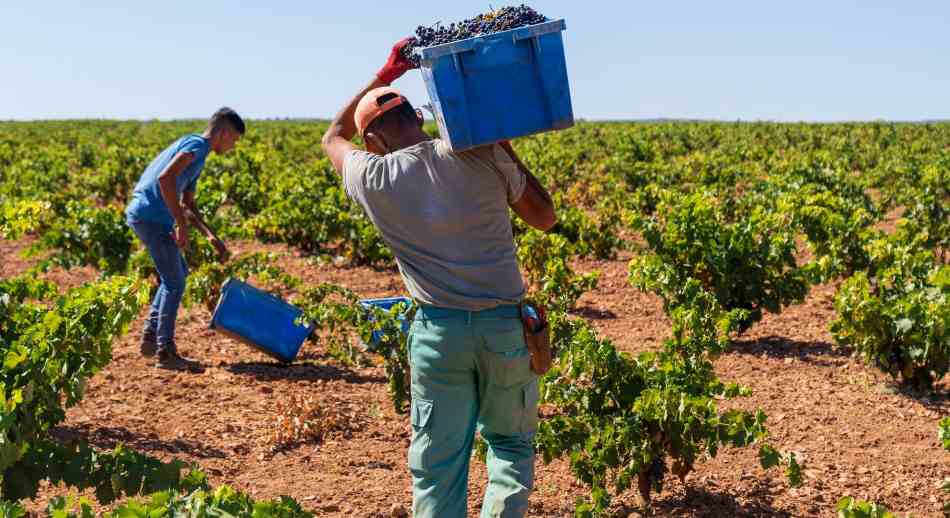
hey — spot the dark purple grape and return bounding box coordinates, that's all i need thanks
[399,5,549,66]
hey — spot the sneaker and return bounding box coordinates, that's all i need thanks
[155,346,205,373]
[141,330,158,357]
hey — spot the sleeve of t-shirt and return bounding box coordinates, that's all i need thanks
[179,136,208,158]
[179,137,208,193]
[491,144,527,204]
[342,150,391,205]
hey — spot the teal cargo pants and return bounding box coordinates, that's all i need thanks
[408,303,539,518]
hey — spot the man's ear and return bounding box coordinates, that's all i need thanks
[364,132,388,155]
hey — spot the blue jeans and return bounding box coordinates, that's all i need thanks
[408,304,538,518]
[128,219,187,349]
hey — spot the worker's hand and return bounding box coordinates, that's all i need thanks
[171,222,189,250]
[376,37,418,85]
[211,237,230,263]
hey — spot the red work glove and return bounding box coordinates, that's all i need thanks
[376,37,418,85]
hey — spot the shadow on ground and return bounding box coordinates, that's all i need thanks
[730,335,848,365]
[571,305,618,320]
[225,360,385,384]
[891,379,950,410]
[650,483,792,518]
[51,424,227,459]
[731,335,950,409]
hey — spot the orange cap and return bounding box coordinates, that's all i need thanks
[354,86,407,136]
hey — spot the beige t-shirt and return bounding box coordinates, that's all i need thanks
[343,139,527,311]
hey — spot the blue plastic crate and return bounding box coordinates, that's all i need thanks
[210,278,313,363]
[420,19,574,151]
[358,296,413,351]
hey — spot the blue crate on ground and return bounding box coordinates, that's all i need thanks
[420,19,574,151]
[210,278,313,363]
[358,296,413,351]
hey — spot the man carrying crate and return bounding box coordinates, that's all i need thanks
[322,39,556,518]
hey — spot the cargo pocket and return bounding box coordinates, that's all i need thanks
[481,326,532,388]
[521,381,540,434]
[408,398,433,471]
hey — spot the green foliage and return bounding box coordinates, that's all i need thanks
[549,205,624,260]
[939,417,950,451]
[244,164,391,265]
[184,251,300,312]
[830,226,950,390]
[836,496,905,518]
[893,151,950,257]
[111,484,313,518]
[536,314,776,514]
[2,439,201,503]
[42,202,133,275]
[46,495,94,518]
[629,189,809,332]
[26,470,310,518]
[543,230,804,515]
[0,200,51,239]
[80,145,154,205]
[0,500,25,518]
[20,200,133,276]
[5,120,950,515]
[294,284,415,413]
[293,283,366,366]
[517,229,599,314]
[360,301,415,414]
[757,445,803,488]
[640,274,749,359]
[0,275,146,475]
[767,162,880,281]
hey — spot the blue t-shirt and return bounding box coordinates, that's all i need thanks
[125,134,210,229]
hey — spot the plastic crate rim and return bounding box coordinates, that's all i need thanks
[420,19,566,61]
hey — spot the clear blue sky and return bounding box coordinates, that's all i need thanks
[3,1,948,121]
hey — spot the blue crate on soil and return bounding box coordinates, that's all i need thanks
[210,278,313,363]
[358,296,413,351]
[420,19,574,151]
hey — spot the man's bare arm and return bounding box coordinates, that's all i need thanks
[157,152,194,221]
[321,38,417,174]
[321,77,388,174]
[500,141,556,231]
[158,152,195,248]
[182,192,217,240]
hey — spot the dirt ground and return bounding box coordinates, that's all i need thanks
[3,237,948,517]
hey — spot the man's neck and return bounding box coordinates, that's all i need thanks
[392,130,432,150]
[202,129,216,152]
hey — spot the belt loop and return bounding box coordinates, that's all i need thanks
[467,311,472,326]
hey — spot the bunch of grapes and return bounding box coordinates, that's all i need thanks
[401,5,549,65]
